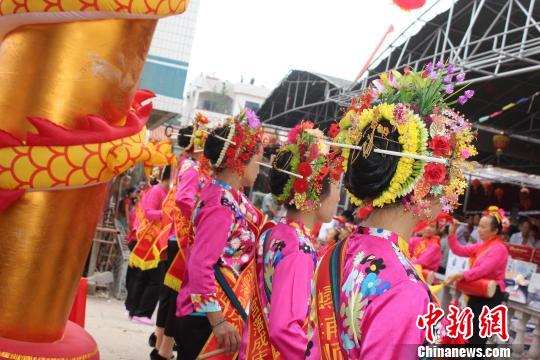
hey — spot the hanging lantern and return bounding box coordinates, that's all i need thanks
[492,133,510,164]
[393,0,426,11]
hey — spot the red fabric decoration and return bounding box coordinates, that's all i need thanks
[68,278,88,328]
[0,190,25,211]
[393,0,426,11]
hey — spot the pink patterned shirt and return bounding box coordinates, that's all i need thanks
[252,218,319,359]
[447,235,508,291]
[332,227,432,359]
[176,179,260,316]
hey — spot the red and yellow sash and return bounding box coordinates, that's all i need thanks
[198,210,272,360]
[314,240,347,360]
[163,214,191,291]
[470,237,502,268]
[198,260,257,360]
[128,188,172,270]
[412,236,440,259]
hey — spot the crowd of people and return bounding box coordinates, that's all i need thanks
[115,63,524,359]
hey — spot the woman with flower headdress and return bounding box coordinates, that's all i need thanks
[150,114,211,360]
[310,61,478,359]
[445,205,509,348]
[241,121,342,360]
[174,109,265,359]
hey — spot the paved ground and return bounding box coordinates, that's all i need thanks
[86,294,154,360]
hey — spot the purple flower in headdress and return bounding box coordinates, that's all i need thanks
[429,71,438,81]
[458,95,468,105]
[464,90,475,99]
[425,62,433,72]
[446,64,456,74]
[445,84,455,95]
[443,74,453,84]
[245,108,261,128]
[456,72,466,82]
[435,60,445,69]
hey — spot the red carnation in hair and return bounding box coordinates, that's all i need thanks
[429,136,452,156]
[297,162,313,177]
[328,123,340,138]
[423,163,447,185]
[293,178,310,193]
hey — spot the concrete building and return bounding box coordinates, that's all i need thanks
[139,0,200,128]
[181,74,270,126]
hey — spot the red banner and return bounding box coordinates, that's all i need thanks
[532,250,540,269]
[315,243,346,360]
[243,276,283,360]
[506,244,534,262]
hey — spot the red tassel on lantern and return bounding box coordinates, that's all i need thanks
[393,0,426,11]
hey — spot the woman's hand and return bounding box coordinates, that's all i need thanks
[445,272,464,285]
[448,220,458,237]
[207,311,241,354]
[212,320,241,354]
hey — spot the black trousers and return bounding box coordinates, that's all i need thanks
[124,266,140,313]
[467,286,505,348]
[173,315,212,360]
[156,240,180,329]
[129,266,161,318]
[124,242,138,312]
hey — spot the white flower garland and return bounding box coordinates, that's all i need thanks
[214,122,236,168]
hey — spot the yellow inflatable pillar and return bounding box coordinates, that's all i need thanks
[0,19,156,343]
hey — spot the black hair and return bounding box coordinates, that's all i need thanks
[269,150,330,209]
[126,187,136,196]
[161,165,171,181]
[149,177,159,186]
[177,125,194,149]
[204,124,233,169]
[485,214,502,234]
[519,218,532,227]
[344,119,402,200]
[341,210,355,223]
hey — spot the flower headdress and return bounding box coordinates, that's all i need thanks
[335,60,477,216]
[483,205,509,233]
[188,113,209,152]
[273,121,343,212]
[211,108,263,175]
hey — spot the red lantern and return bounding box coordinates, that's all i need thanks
[492,133,510,164]
[393,0,426,11]
[494,187,504,201]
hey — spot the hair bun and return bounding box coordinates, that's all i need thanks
[204,124,232,167]
[269,150,293,200]
[344,119,402,200]
[177,125,194,149]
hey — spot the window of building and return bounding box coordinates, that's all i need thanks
[244,101,260,111]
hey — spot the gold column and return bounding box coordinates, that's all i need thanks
[0,19,156,342]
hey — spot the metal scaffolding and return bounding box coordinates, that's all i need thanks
[331,0,540,106]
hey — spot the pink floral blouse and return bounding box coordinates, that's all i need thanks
[332,227,433,359]
[254,218,319,359]
[176,179,260,316]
